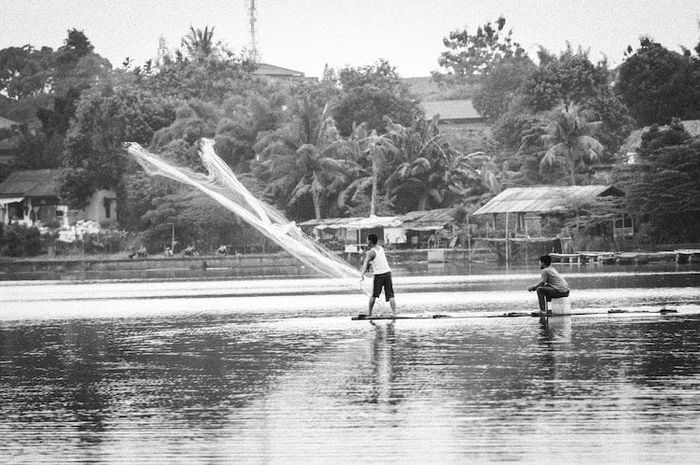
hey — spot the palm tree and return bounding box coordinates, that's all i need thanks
[181,26,216,62]
[339,123,397,216]
[537,106,604,185]
[255,98,357,219]
[383,116,450,211]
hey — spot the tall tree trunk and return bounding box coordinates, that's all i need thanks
[370,155,377,216]
[567,148,576,185]
[418,194,428,211]
[312,192,322,220]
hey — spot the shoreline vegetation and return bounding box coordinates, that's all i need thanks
[1,26,698,265]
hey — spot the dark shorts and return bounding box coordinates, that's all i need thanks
[372,272,394,301]
[536,286,570,312]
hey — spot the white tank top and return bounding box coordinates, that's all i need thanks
[371,245,391,274]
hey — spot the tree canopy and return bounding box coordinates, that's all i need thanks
[61,82,175,209]
[254,98,358,220]
[436,17,528,83]
[617,38,700,126]
[619,120,700,243]
[330,59,421,136]
[523,45,610,112]
[2,22,699,253]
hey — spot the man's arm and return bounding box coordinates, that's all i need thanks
[360,249,376,280]
[528,270,547,291]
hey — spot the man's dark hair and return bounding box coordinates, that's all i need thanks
[367,233,378,245]
[539,255,552,266]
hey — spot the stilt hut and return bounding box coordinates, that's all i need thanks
[472,185,626,263]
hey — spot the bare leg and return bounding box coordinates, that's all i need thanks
[536,288,548,312]
[368,297,376,315]
[389,297,396,315]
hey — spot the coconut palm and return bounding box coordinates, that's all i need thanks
[338,123,397,216]
[181,26,216,61]
[383,116,450,211]
[255,98,358,219]
[537,106,604,185]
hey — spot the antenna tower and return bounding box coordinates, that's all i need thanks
[246,0,259,62]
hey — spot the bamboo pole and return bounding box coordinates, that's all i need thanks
[505,210,510,265]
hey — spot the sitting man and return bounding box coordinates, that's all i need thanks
[528,254,570,313]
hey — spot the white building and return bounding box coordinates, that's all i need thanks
[0,169,117,228]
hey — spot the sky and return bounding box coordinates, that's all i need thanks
[2,0,699,78]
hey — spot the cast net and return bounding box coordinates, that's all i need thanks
[125,139,363,285]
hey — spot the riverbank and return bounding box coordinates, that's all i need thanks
[550,249,700,265]
[1,247,699,281]
[0,248,489,281]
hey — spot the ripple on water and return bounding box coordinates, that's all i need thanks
[0,283,698,463]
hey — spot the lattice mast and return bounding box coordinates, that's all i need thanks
[245,0,259,62]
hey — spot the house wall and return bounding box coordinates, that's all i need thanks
[3,189,117,228]
[524,215,543,235]
[438,121,490,153]
[71,189,117,225]
[1,198,68,228]
[0,202,22,224]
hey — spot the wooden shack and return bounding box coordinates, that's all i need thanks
[472,185,626,262]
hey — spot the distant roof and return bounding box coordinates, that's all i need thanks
[0,169,63,197]
[253,63,305,77]
[299,215,399,230]
[402,76,442,100]
[420,100,482,122]
[0,115,19,130]
[397,208,456,230]
[473,185,624,215]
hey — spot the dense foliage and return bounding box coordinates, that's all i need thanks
[436,17,529,83]
[330,59,422,136]
[1,24,699,255]
[617,38,700,126]
[0,224,41,256]
[617,120,700,243]
[434,17,534,121]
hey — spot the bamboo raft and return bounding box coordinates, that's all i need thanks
[549,250,700,265]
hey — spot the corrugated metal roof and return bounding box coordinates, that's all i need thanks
[472,185,624,215]
[299,216,400,230]
[0,169,63,197]
[420,100,482,121]
[398,208,455,229]
[298,209,456,230]
[253,63,305,77]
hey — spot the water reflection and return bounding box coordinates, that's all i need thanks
[539,315,572,345]
[366,321,402,408]
[0,280,699,463]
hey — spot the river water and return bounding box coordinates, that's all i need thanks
[1,268,699,464]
